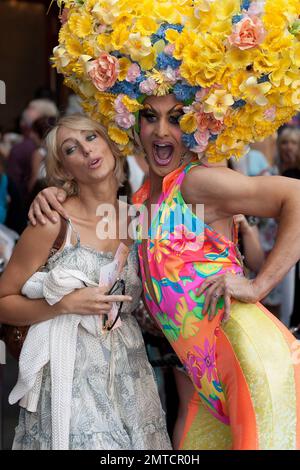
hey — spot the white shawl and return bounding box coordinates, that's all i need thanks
[9,266,103,450]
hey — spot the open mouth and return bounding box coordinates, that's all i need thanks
[88,158,102,169]
[152,142,174,166]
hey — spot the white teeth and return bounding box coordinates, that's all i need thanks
[155,144,171,148]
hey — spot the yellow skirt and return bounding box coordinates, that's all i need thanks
[179,302,300,450]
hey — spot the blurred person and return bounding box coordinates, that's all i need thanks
[6,99,59,209]
[279,131,300,329]
[28,116,56,200]
[277,127,300,175]
[232,145,270,177]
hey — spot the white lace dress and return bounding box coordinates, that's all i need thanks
[12,225,171,450]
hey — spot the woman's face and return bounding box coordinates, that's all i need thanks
[139,94,189,177]
[279,133,300,166]
[57,127,116,186]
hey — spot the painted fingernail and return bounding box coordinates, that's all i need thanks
[53,218,58,223]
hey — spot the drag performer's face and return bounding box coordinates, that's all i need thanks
[139,94,189,177]
[57,126,116,186]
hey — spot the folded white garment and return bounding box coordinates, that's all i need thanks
[9,266,103,450]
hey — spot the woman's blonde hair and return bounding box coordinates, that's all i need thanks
[45,114,125,196]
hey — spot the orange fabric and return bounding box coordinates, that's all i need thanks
[179,391,201,449]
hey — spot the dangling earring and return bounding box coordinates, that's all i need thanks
[179,152,188,166]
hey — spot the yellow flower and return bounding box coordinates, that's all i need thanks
[95,92,115,117]
[239,76,272,106]
[84,0,98,12]
[135,17,158,36]
[217,134,249,159]
[118,57,131,81]
[121,96,143,113]
[292,42,300,68]
[225,48,254,71]
[180,113,198,134]
[253,51,279,75]
[65,35,84,58]
[92,1,119,25]
[52,46,71,70]
[204,90,234,120]
[139,49,156,71]
[58,24,69,44]
[112,13,135,29]
[228,70,249,97]
[68,12,81,32]
[127,33,152,61]
[83,41,95,57]
[96,34,113,52]
[180,34,225,87]
[108,126,129,146]
[111,27,129,51]
[291,80,300,105]
[154,4,181,23]
[165,29,180,44]
[75,13,94,38]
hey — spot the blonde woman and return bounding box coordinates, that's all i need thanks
[0,114,171,450]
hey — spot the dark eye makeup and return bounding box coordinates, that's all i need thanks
[63,133,97,155]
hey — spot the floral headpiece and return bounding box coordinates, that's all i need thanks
[53,0,300,162]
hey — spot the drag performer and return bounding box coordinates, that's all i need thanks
[30,0,300,449]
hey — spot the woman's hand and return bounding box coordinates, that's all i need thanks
[233,214,252,235]
[57,287,133,316]
[28,187,68,226]
[196,273,259,322]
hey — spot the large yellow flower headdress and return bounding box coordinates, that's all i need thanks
[53,0,300,162]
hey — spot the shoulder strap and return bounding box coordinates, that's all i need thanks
[50,216,68,255]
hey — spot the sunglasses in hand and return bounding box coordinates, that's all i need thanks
[102,278,126,332]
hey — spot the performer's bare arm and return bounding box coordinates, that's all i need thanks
[181,166,300,318]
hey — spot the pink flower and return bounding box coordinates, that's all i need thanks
[114,95,127,114]
[97,24,107,34]
[59,8,69,25]
[192,129,210,153]
[139,78,158,95]
[264,106,276,121]
[170,225,201,253]
[195,88,211,102]
[164,66,178,85]
[115,112,135,129]
[164,44,175,56]
[184,352,203,389]
[88,53,119,92]
[228,15,266,50]
[194,339,218,384]
[126,63,141,83]
[196,110,224,134]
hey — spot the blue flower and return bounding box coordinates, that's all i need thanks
[209,134,218,142]
[232,99,247,109]
[110,81,140,99]
[182,133,198,149]
[232,14,243,24]
[157,53,181,70]
[151,23,184,43]
[241,0,251,10]
[258,74,270,84]
[173,83,200,102]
